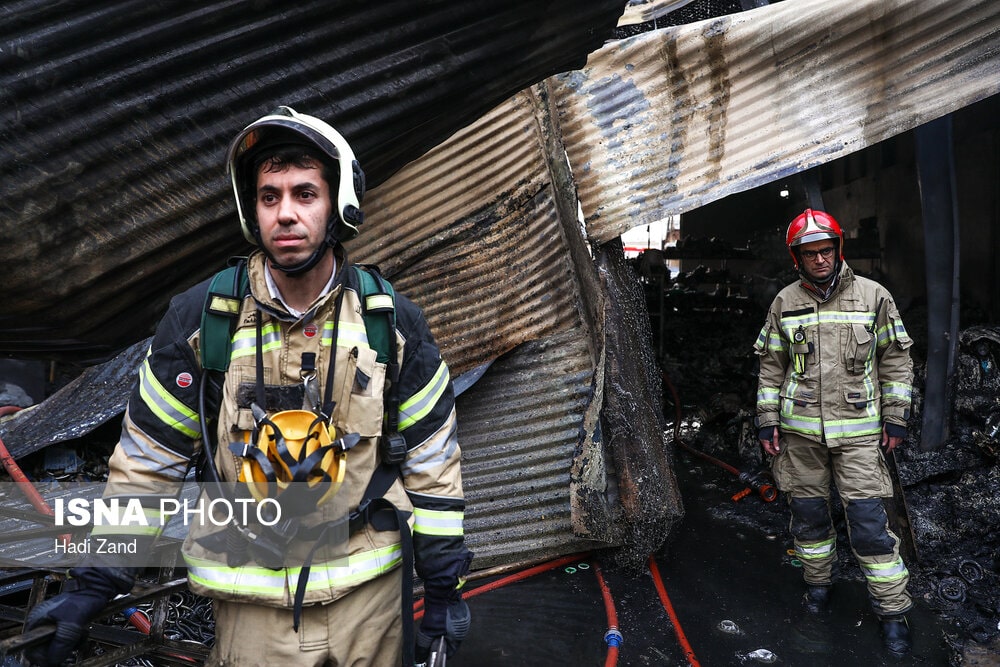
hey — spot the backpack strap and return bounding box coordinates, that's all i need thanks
[352,265,406,465]
[200,259,249,372]
[352,264,395,363]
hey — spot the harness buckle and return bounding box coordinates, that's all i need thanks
[381,433,407,465]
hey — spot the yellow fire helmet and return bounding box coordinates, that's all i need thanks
[235,408,361,510]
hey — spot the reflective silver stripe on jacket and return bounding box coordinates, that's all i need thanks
[823,415,883,439]
[403,412,460,476]
[779,411,823,437]
[757,387,780,406]
[413,508,464,537]
[881,382,912,401]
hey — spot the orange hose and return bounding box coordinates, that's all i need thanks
[0,430,53,517]
[675,439,740,476]
[648,556,701,667]
[413,553,587,620]
[662,374,776,502]
[594,563,621,667]
[0,406,71,544]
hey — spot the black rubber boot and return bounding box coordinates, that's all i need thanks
[801,585,832,614]
[880,615,912,656]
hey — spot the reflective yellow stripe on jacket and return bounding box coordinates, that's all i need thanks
[138,356,200,439]
[324,320,370,349]
[230,322,282,362]
[399,360,449,431]
[413,508,464,537]
[185,543,402,598]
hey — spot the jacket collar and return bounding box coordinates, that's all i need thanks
[247,245,349,321]
[799,261,853,303]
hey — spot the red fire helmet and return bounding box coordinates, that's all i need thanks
[785,209,844,269]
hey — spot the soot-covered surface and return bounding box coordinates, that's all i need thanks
[448,449,955,666]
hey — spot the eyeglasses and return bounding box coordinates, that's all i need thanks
[800,247,836,260]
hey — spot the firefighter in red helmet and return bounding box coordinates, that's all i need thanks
[754,209,915,656]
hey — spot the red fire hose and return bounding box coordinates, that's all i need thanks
[648,555,702,667]
[593,563,622,667]
[661,372,777,503]
[414,552,621,665]
[0,405,73,545]
[0,406,55,517]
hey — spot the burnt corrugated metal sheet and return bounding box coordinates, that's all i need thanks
[550,0,1000,243]
[352,92,583,376]
[351,90,642,564]
[457,331,602,566]
[0,341,147,457]
[618,0,698,26]
[350,82,678,565]
[0,0,626,360]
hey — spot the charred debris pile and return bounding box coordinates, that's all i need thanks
[644,259,1000,661]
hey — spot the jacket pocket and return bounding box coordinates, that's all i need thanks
[843,386,880,410]
[336,345,387,438]
[845,323,874,374]
[780,385,818,410]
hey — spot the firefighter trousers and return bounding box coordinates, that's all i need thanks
[205,567,403,666]
[771,431,911,615]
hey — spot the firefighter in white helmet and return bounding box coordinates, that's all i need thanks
[754,209,914,656]
[25,107,471,667]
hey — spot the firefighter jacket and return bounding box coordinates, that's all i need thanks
[754,262,913,445]
[103,248,468,608]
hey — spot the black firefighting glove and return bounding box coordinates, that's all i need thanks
[884,422,907,439]
[415,596,471,665]
[25,568,134,666]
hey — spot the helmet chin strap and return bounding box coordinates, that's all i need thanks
[257,216,338,277]
[265,241,332,276]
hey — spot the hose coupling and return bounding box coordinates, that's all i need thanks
[604,626,624,648]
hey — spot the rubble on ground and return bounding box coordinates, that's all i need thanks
[657,288,1000,664]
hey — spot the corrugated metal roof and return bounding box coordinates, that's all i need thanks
[352,92,584,376]
[0,0,626,360]
[551,0,1000,243]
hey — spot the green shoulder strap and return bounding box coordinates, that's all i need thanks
[353,265,405,464]
[352,265,395,363]
[200,261,250,372]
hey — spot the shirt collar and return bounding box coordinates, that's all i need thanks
[263,257,337,318]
